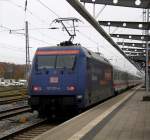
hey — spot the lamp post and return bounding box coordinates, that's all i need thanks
[145,8,149,94]
[143,8,150,101]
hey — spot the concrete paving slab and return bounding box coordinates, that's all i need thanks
[92,88,150,140]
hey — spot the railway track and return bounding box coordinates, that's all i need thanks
[0,87,26,93]
[0,88,29,119]
[0,88,27,105]
[0,105,31,120]
[0,118,58,140]
[0,88,26,98]
[0,95,28,105]
[0,88,59,140]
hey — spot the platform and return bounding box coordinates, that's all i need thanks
[92,88,150,140]
[33,85,150,140]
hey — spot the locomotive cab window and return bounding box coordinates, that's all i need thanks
[36,55,76,70]
[56,55,76,69]
[36,55,56,70]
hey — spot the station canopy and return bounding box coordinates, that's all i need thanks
[128,55,145,62]
[120,48,143,55]
[122,48,145,52]
[80,0,150,9]
[117,42,148,48]
[126,54,145,58]
[110,34,150,41]
[80,0,149,68]
[128,56,145,65]
[126,52,145,55]
[98,21,150,30]
[125,52,146,60]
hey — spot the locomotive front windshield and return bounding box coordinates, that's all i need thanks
[36,55,76,70]
[37,55,56,69]
[56,55,75,69]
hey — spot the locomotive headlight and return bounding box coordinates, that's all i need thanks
[76,95,83,99]
[67,85,76,92]
[33,86,42,92]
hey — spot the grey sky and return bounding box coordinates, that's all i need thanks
[0,0,143,75]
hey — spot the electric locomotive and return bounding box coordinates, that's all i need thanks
[28,42,114,117]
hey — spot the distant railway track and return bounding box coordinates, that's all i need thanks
[0,119,58,140]
[0,92,26,98]
[0,87,27,105]
[0,95,28,105]
[0,87,26,93]
[0,87,58,140]
[0,105,31,120]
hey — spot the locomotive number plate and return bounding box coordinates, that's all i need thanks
[50,77,59,83]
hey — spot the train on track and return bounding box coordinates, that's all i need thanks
[28,41,142,117]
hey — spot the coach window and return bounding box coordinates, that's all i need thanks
[114,71,117,80]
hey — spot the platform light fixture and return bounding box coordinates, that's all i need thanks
[92,0,96,2]
[129,35,132,39]
[123,23,126,27]
[135,0,141,6]
[107,22,111,26]
[113,0,118,4]
[138,24,143,28]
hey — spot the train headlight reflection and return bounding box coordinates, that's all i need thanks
[33,86,42,92]
[67,85,76,92]
[76,95,83,99]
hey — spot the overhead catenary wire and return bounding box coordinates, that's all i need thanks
[0,24,52,45]
[29,35,53,45]
[78,30,98,45]
[28,0,97,41]
[78,30,114,55]
[9,0,49,25]
[1,0,55,46]
[0,1,130,57]
[36,0,60,18]
[11,1,115,53]
[28,22,61,43]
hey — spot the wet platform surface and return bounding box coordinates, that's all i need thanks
[92,88,150,140]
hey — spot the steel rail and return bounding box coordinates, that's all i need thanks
[0,87,26,92]
[0,93,26,98]
[0,96,28,105]
[0,119,47,140]
[0,106,31,120]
